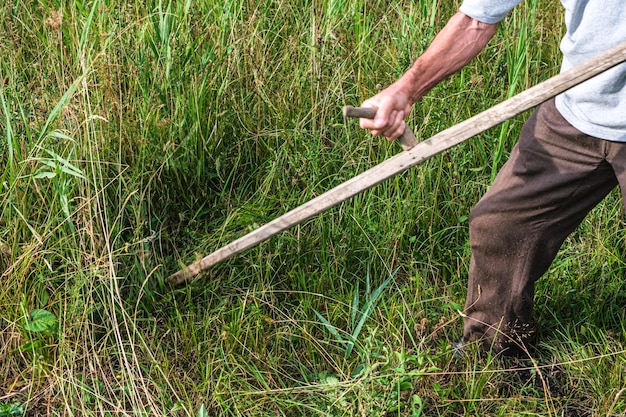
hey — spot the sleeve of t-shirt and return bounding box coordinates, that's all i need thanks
[459,0,524,24]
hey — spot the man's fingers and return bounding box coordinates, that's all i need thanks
[361,111,405,139]
[379,110,405,140]
[381,120,406,141]
[357,99,408,140]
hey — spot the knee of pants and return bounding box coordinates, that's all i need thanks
[468,199,514,239]
[468,199,537,255]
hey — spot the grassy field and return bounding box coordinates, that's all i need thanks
[2,0,626,416]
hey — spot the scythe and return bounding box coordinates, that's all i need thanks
[168,40,626,285]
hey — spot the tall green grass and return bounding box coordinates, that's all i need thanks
[1,0,625,416]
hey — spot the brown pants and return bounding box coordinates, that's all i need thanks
[463,98,626,355]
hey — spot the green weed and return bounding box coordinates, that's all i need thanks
[0,402,26,417]
[314,266,397,358]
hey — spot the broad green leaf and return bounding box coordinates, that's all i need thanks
[23,309,58,333]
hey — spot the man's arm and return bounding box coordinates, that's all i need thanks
[359,11,499,140]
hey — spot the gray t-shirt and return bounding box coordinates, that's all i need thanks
[459,0,626,141]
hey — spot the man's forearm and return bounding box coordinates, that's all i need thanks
[399,11,499,103]
[358,11,499,140]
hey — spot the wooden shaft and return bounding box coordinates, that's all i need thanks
[168,40,626,285]
[343,105,419,151]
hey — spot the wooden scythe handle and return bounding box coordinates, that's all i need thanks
[168,40,626,285]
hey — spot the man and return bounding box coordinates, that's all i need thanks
[359,1,626,356]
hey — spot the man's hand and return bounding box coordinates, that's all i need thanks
[359,79,413,141]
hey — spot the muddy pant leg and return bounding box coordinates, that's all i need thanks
[463,98,619,354]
